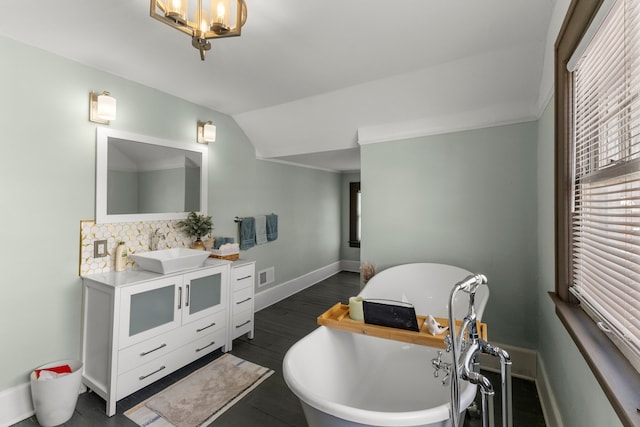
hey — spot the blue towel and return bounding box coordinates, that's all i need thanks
[266,214,278,241]
[239,217,256,250]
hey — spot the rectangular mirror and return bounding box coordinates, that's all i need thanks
[96,128,208,224]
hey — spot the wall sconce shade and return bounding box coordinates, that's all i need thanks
[89,91,117,124]
[197,120,216,144]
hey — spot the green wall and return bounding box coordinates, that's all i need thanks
[359,103,624,424]
[536,100,621,426]
[249,160,342,283]
[361,123,539,348]
[0,35,341,390]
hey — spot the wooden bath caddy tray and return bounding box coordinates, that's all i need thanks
[317,303,487,349]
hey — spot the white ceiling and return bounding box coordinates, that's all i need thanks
[0,0,559,172]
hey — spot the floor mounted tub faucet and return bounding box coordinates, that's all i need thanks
[435,273,512,427]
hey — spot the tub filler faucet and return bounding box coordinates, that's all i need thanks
[431,274,512,427]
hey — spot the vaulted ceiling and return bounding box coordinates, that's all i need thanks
[0,1,561,172]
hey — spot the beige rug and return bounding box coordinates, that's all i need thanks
[125,354,274,427]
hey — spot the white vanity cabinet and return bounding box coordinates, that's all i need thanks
[81,260,230,416]
[227,260,255,351]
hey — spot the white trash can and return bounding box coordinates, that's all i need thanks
[30,359,83,427]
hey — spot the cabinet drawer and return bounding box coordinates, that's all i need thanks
[233,286,253,310]
[232,309,252,332]
[181,311,226,342]
[118,330,179,375]
[232,265,254,290]
[116,353,180,400]
[179,328,227,367]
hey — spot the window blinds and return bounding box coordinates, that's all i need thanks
[571,0,640,368]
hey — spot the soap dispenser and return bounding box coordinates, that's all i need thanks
[115,241,127,272]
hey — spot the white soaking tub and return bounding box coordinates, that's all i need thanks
[283,263,490,427]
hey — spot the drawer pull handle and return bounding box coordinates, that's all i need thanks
[186,284,190,307]
[196,341,216,352]
[139,365,166,381]
[196,322,216,332]
[140,343,167,356]
[236,297,252,305]
[236,320,251,328]
[238,275,252,281]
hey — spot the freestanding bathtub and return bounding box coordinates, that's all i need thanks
[283,263,490,427]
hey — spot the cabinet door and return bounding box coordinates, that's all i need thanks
[119,276,183,349]
[182,265,228,324]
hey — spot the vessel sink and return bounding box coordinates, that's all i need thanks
[130,248,210,274]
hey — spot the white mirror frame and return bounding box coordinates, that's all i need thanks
[96,127,208,224]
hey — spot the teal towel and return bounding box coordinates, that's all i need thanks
[239,217,256,250]
[266,214,278,241]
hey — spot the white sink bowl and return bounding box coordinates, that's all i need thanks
[130,248,210,274]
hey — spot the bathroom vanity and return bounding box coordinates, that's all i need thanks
[81,259,230,416]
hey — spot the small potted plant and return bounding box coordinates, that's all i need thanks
[177,212,213,250]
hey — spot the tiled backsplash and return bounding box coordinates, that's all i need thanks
[79,220,195,276]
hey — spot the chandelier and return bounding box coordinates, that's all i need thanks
[150,0,247,60]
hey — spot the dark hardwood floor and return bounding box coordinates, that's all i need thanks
[14,271,545,426]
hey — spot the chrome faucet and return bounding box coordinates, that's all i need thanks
[150,228,165,251]
[431,350,451,385]
[431,274,512,427]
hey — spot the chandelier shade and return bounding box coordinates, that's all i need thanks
[150,0,247,60]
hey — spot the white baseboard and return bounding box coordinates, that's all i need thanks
[0,382,33,427]
[478,342,537,380]
[0,381,86,427]
[536,353,564,427]
[254,261,343,312]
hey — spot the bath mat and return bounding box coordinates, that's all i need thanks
[125,354,274,427]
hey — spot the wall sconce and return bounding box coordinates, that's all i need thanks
[89,91,117,124]
[197,120,216,144]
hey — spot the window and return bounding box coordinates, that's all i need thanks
[349,182,361,248]
[570,0,640,372]
[555,0,640,424]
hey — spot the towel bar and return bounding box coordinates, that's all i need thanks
[234,214,276,223]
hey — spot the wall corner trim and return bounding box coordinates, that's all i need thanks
[340,260,360,273]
